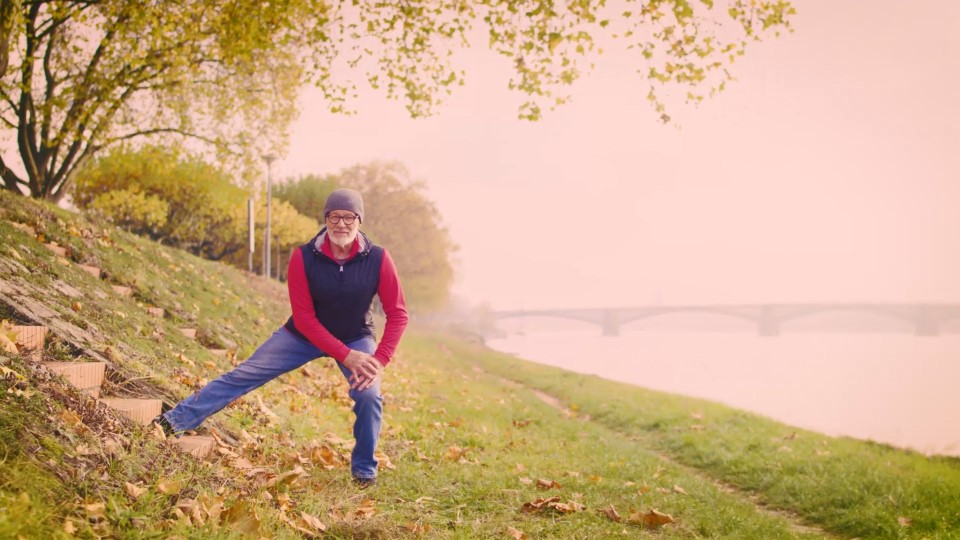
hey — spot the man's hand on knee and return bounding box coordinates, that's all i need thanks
[343,350,382,390]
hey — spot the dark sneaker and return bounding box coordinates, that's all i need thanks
[352,476,377,489]
[152,414,175,437]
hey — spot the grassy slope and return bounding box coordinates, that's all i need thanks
[0,190,957,539]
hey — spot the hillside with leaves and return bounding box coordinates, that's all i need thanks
[1,190,958,539]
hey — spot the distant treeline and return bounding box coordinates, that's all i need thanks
[72,146,455,312]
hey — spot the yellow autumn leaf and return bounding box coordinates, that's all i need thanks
[157,479,183,495]
[641,509,676,528]
[124,482,145,499]
[222,501,261,536]
[0,332,17,354]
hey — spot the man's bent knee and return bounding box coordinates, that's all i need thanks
[351,386,382,405]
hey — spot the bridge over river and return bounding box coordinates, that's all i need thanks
[491,303,960,336]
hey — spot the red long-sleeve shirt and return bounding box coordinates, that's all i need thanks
[286,235,407,366]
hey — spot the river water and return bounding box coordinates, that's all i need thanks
[486,330,960,457]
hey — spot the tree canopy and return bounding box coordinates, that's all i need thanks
[72,145,317,265]
[1,0,795,200]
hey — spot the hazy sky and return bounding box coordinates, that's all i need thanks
[280,2,959,310]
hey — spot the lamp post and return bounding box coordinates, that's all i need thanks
[262,153,277,278]
[247,198,254,273]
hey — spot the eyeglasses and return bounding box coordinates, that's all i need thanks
[326,213,358,225]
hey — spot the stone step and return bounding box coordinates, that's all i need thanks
[9,221,36,236]
[12,325,46,360]
[44,243,67,257]
[179,328,197,340]
[100,398,162,426]
[146,307,164,318]
[78,265,101,278]
[43,362,105,398]
[111,285,133,297]
[174,436,215,458]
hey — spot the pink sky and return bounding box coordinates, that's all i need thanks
[40,2,960,311]
[280,2,960,310]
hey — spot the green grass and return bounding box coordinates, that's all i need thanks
[1,189,958,538]
[448,336,960,539]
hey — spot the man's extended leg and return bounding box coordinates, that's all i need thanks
[336,337,382,482]
[164,327,322,432]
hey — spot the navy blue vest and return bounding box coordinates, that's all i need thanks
[284,233,384,345]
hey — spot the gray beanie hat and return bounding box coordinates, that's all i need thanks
[323,188,364,223]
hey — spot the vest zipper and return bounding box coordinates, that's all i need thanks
[339,265,344,282]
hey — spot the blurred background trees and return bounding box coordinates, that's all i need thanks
[74,150,456,312]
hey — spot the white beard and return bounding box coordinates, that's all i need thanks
[329,230,357,248]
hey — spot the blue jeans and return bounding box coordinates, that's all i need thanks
[163,327,382,480]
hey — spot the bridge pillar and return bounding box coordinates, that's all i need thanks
[758,306,780,337]
[915,310,939,336]
[601,310,620,337]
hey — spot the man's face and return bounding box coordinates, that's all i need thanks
[325,211,360,248]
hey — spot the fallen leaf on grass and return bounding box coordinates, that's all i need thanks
[281,511,327,537]
[632,509,676,528]
[552,500,586,514]
[230,457,255,470]
[518,477,533,485]
[102,434,125,456]
[222,501,260,536]
[521,496,561,513]
[445,446,469,460]
[673,485,688,495]
[124,482,145,499]
[254,395,280,421]
[512,419,532,428]
[521,496,585,515]
[63,518,76,534]
[507,526,528,539]
[60,409,82,427]
[898,516,913,527]
[157,479,182,495]
[536,478,561,490]
[8,388,35,399]
[299,511,327,533]
[0,333,17,354]
[83,501,107,522]
[264,466,305,488]
[599,504,622,522]
[403,521,431,534]
[375,450,395,470]
[353,499,376,520]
